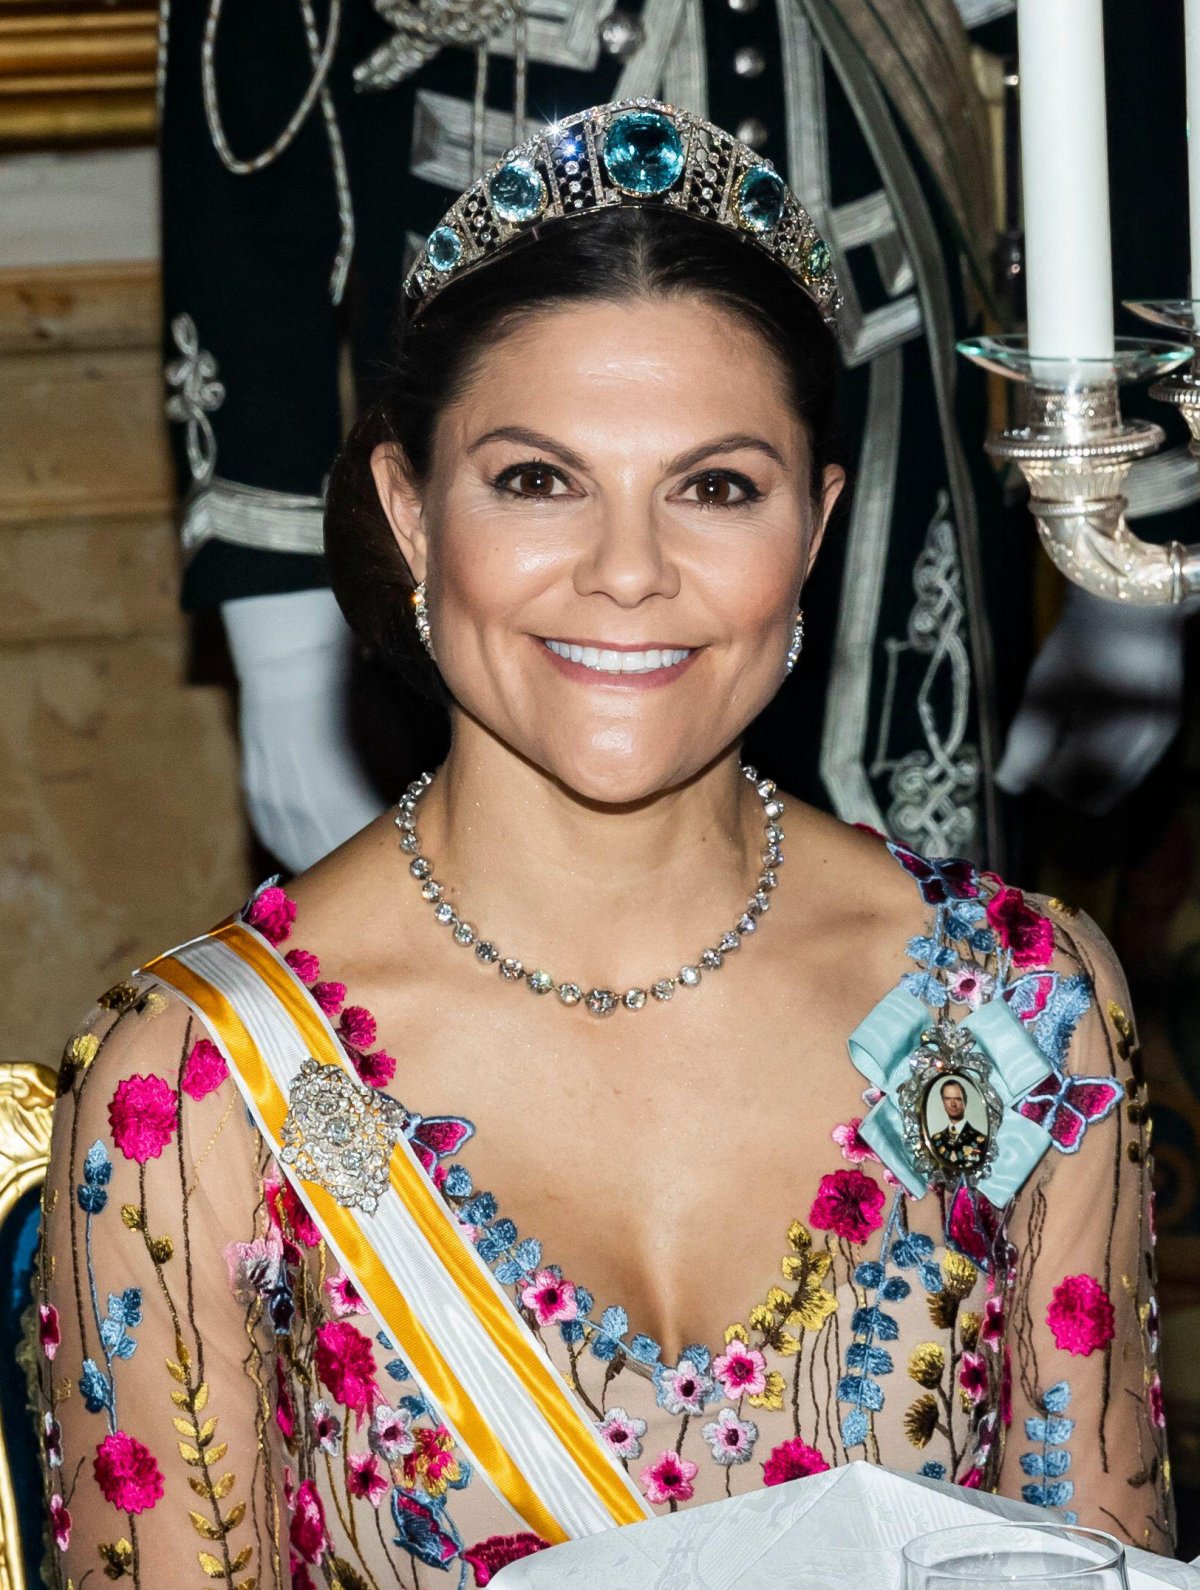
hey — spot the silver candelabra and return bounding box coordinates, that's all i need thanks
[958,322,1197,604]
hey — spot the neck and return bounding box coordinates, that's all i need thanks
[410,721,773,989]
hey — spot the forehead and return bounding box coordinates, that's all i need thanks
[441,294,801,448]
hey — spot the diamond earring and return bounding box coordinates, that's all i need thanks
[785,609,805,674]
[412,580,435,661]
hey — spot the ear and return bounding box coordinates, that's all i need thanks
[370,442,428,585]
[804,463,845,579]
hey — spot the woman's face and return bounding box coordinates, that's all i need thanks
[372,294,843,805]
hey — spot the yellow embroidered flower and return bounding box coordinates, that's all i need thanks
[99,1538,134,1577]
[724,1323,749,1346]
[941,1252,978,1299]
[907,1343,945,1388]
[904,1394,939,1448]
[748,1303,774,1334]
[927,1291,958,1330]
[785,1282,838,1333]
[98,982,140,1012]
[786,1219,813,1251]
[959,1311,982,1351]
[747,1369,786,1411]
[402,1425,463,1499]
[69,1033,99,1068]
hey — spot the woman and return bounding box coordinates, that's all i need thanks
[34,104,1171,1587]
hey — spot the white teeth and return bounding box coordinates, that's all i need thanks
[543,639,692,674]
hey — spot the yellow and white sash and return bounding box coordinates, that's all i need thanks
[141,919,652,1545]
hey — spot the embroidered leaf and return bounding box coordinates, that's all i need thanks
[224,1502,246,1530]
[442,1164,472,1198]
[204,1441,229,1466]
[197,1417,218,1445]
[385,1358,411,1383]
[1020,1453,1046,1477]
[230,1546,252,1572]
[748,1370,786,1410]
[598,1305,628,1339]
[99,1538,134,1579]
[919,1262,945,1294]
[80,1359,110,1413]
[851,1306,899,1341]
[846,1344,893,1376]
[1025,1417,1046,1443]
[178,1443,202,1465]
[627,1334,661,1365]
[513,1238,542,1275]
[121,1204,144,1230]
[190,1511,223,1539]
[841,1409,869,1447]
[1044,1450,1072,1477]
[149,1236,175,1263]
[197,1552,227,1577]
[1045,1416,1075,1445]
[901,972,949,1009]
[211,1473,235,1500]
[891,1232,935,1266]
[193,1382,209,1412]
[330,1559,368,1590]
[854,1261,885,1289]
[837,1374,884,1411]
[879,1276,911,1302]
[84,1140,112,1184]
[460,1193,498,1226]
[1042,1381,1072,1414]
[174,1417,197,1437]
[918,1460,947,1480]
[166,1357,187,1384]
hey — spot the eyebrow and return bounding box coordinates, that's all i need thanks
[467,426,787,476]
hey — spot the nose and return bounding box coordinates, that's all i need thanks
[571,497,681,607]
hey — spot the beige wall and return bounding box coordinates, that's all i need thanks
[0,257,252,1062]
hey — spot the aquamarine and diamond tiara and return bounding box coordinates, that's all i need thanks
[404,99,840,325]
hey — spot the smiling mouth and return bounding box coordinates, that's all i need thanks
[541,638,695,675]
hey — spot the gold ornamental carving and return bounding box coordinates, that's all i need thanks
[0,3,157,149]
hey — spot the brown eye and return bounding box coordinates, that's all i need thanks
[508,465,559,497]
[694,472,735,505]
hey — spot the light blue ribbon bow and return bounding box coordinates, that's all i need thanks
[847,987,1053,1206]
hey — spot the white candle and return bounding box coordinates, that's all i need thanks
[1017,0,1114,359]
[1187,0,1200,298]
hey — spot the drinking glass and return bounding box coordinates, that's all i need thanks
[900,1523,1130,1590]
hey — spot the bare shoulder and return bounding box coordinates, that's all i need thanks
[279,808,418,974]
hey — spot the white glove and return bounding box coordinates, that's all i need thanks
[221,589,385,870]
[996,582,1191,816]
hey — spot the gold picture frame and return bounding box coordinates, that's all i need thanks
[0,1,157,150]
[0,1064,55,1590]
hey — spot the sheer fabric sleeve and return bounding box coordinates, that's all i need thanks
[34,978,291,1589]
[1000,908,1173,1554]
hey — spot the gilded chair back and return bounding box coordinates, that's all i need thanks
[0,1065,55,1590]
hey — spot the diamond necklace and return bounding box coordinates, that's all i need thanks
[394,763,785,1017]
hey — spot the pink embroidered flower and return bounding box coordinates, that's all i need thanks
[224,1232,285,1302]
[310,1399,342,1456]
[283,1465,296,1510]
[289,1479,328,1564]
[312,980,347,1017]
[315,1321,381,1420]
[519,1268,579,1326]
[347,1452,388,1506]
[809,1168,886,1243]
[264,1171,321,1248]
[275,1357,296,1441]
[325,1272,368,1316]
[246,884,296,946]
[702,1407,759,1466]
[290,1562,317,1590]
[831,1118,876,1164]
[39,1303,60,1360]
[93,1431,164,1514]
[980,1296,1005,1350]
[596,1408,647,1460]
[640,1450,699,1506]
[985,887,1054,968]
[339,1005,377,1050]
[50,1493,71,1551]
[948,966,996,1010]
[285,948,321,983]
[1046,1274,1116,1356]
[464,1533,551,1585]
[369,1402,416,1463]
[107,1074,177,1163]
[352,1048,397,1090]
[181,1037,228,1101]
[1149,1373,1166,1429]
[712,1339,768,1400]
[42,1413,62,1468]
[959,1351,989,1403]
[959,1465,983,1490]
[761,1436,830,1486]
[400,1425,463,1498]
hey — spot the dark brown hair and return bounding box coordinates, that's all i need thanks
[324,206,839,702]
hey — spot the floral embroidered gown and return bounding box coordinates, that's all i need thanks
[32,851,1173,1590]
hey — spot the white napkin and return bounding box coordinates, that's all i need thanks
[493,1463,1200,1588]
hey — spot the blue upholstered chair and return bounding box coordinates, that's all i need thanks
[0,1064,54,1590]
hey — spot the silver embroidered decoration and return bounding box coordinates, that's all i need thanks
[357,0,517,88]
[165,314,225,486]
[873,492,981,856]
[280,1058,406,1213]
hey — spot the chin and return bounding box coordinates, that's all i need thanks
[537,736,700,809]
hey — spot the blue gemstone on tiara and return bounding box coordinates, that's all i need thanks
[489,159,547,224]
[804,237,832,278]
[735,166,786,233]
[427,226,463,273]
[602,110,686,196]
